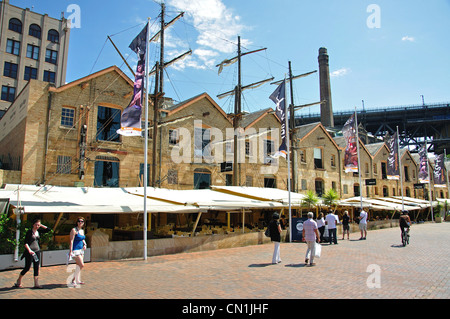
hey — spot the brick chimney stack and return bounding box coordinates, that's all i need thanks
[318,47,334,127]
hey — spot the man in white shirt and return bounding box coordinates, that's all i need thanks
[358,208,368,240]
[325,210,339,244]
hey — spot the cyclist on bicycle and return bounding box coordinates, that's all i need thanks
[399,210,411,241]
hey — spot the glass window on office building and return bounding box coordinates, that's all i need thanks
[29,24,41,38]
[47,29,59,43]
[43,70,56,83]
[24,66,38,81]
[8,18,22,33]
[27,44,39,60]
[6,39,20,55]
[1,86,16,102]
[3,62,18,79]
[45,49,58,64]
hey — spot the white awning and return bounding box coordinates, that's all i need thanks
[210,185,307,206]
[125,187,285,211]
[2,184,199,214]
[339,196,424,211]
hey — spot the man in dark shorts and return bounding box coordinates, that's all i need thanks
[341,210,350,240]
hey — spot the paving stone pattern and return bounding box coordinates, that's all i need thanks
[0,222,449,299]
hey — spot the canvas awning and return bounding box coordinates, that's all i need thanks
[339,196,423,211]
[384,196,431,209]
[1,184,199,214]
[210,185,307,207]
[125,187,285,211]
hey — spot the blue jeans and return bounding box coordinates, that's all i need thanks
[328,228,337,244]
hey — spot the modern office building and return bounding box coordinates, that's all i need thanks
[0,0,70,116]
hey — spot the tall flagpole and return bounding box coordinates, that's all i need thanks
[284,77,292,243]
[143,18,150,260]
[396,126,405,211]
[354,108,363,210]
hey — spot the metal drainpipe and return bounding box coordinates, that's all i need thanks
[42,90,53,183]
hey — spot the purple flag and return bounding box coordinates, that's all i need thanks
[117,24,148,136]
[387,132,399,180]
[418,145,429,183]
[343,113,358,173]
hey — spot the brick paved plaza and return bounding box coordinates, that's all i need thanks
[1,222,449,303]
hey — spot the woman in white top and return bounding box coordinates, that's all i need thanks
[316,213,326,242]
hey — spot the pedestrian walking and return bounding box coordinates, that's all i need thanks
[302,212,321,266]
[69,217,87,287]
[325,210,339,244]
[14,218,51,288]
[341,210,350,240]
[269,212,282,264]
[358,208,368,240]
[316,212,325,242]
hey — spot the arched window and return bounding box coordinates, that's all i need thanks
[47,29,59,43]
[29,24,41,38]
[9,18,22,33]
[94,156,120,187]
[194,168,211,189]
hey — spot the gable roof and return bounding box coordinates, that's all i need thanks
[366,142,388,157]
[161,92,231,123]
[48,66,134,93]
[241,108,280,129]
[333,135,372,157]
[296,122,340,149]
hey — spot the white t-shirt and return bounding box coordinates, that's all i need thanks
[359,211,368,224]
[325,213,338,229]
[316,218,325,228]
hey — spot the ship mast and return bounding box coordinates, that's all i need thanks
[217,36,273,186]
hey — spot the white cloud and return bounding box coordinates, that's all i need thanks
[166,0,249,70]
[330,68,350,78]
[401,36,415,42]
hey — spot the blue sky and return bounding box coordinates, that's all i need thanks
[12,0,450,117]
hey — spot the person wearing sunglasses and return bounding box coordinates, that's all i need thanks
[69,217,87,287]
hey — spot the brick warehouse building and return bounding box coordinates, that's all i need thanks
[0,65,447,201]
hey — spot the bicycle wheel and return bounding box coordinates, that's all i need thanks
[402,231,407,246]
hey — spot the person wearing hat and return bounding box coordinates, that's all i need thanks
[269,212,282,264]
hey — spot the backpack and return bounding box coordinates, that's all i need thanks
[264,225,271,237]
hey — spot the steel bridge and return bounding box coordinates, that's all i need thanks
[295,102,450,153]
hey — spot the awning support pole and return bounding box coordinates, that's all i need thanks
[191,212,202,237]
[242,208,245,233]
[53,213,63,232]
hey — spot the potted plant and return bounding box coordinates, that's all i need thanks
[435,212,442,223]
[434,202,443,223]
